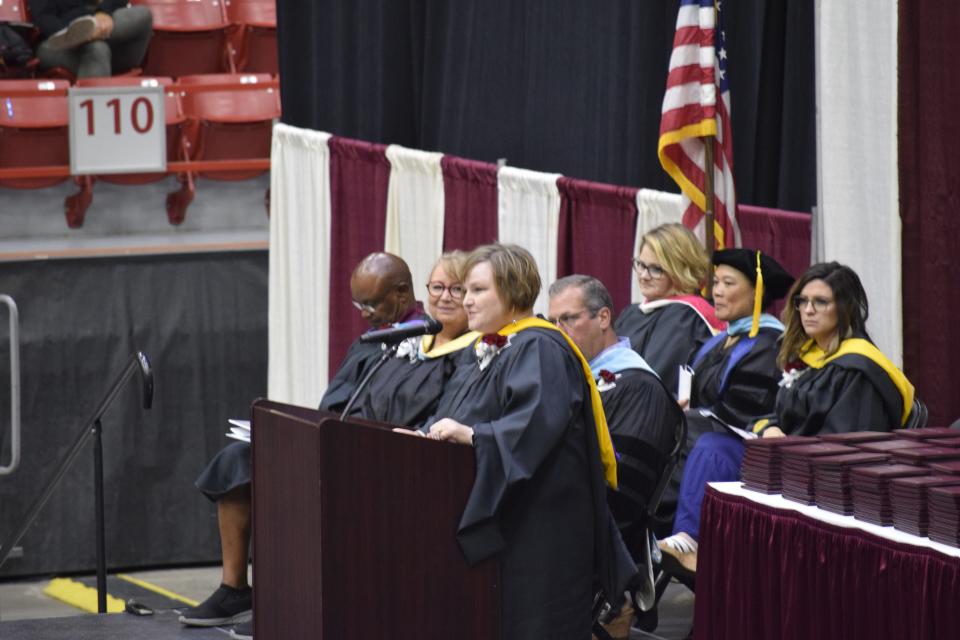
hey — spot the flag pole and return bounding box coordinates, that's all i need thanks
[703,135,716,257]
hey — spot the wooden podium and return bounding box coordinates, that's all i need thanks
[250,399,500,639]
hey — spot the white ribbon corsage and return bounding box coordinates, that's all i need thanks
[394,336,423,363]
[779,367,805,389]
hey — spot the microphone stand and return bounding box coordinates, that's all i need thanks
[340,343,399,421]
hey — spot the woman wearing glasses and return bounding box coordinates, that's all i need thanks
[355,251,479,427]
[614,223,725,396]
[659,262,915,580]
[755,261,914,438]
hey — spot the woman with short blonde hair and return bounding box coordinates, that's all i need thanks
[421,242,632,639]
[614,223,724,395]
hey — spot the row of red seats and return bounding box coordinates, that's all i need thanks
[0,0,277,78]
[0,73,280,227]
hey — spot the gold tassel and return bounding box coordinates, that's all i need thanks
[749,250,763,337]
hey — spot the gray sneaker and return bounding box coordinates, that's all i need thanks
[45,15,98,51]
[178,584,252,627]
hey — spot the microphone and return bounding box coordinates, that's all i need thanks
[359,317,443,345]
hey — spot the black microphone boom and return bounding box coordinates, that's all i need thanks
[358,318,443,345]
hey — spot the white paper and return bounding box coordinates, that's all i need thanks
[698,408,758,440]
[225,418,251,443]
[677,365,694,403]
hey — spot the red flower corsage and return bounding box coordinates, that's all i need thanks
[481,333,509,348]
[599,369,617,384]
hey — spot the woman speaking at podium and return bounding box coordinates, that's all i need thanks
[424,243,634,640]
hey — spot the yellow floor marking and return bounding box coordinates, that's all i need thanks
[42,578,124,614]
[116,573,200,607]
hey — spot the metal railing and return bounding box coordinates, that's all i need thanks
[0,295,19,477]
[0,351,153,613]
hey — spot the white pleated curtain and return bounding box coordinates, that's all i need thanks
[631,189,684,303]
[384,145,446,287]
[497,166,562,316]
[815,0,901,363]
[267,123,332,406]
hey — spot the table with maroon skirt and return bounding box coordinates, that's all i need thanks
[693,482,960,640]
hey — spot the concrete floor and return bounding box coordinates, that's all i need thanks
[0,565,695,638]
[0,565,223,622]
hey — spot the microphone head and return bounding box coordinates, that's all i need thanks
[425,317,443,335]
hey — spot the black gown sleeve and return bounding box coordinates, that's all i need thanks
[602,370,681,533]
[318,339,383,413]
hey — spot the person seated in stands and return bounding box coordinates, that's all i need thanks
[657,248,793,579]
[660,261,916,582]
[348,251,479,427]
[420,244,635,640]
[548,274,681,637]
[614,223,724,397]
[180,252,426,639]
[30,0,153,79]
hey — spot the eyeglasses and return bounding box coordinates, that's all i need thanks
[426,281,465,300]
[632,259,665,280]
[352,290,390,313]
[352,299,378,313]
[549,309,596,327]
[793,296,834,313]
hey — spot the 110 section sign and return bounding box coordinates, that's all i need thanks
[68,86,166,175]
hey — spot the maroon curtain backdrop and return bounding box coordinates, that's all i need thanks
[441,156,498,252]
[556,178,639,313]
[899,2,960,426]
[327,137,390,378]
[737,204,812,317]
[695,487,960,640]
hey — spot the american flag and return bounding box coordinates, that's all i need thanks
[657,0,740,249]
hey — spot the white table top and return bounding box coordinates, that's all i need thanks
[709,481,960,559]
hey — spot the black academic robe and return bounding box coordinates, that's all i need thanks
[350,340,473,428]
[774,353,903,436]
[688,328,782,433]
[319,307,430,413]
[428,327,634,640]
[317,338,384,413]
[599,368,681,548]
[614,302,715,395]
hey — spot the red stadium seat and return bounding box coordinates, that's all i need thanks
[167,73,278,223]
[224,0,278,74]
[0,79,98,227]
[133,0,235,77]
[0,79,70,189]
[177,72,278,178]
[0,0,27,22]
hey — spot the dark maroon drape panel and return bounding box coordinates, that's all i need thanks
[441,156,499,252]
[327,137,390,378]
[695,487,960,640]
[737,204,812,318]
[899,2,960,426]
[556,178,639,314]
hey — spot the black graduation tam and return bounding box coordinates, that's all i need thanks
[713,248,794,301]
[713,248,794,337]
